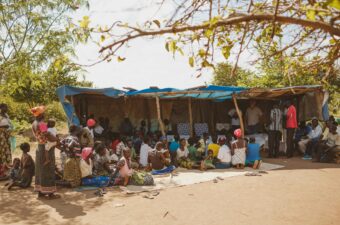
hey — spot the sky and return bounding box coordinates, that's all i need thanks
[73,0,250,90]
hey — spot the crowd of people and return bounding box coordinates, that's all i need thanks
[0,100,339,200]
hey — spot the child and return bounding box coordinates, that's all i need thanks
[5,158,21,190]
[231,129,247,169]
[46,119,58,165]
[200,150,215,170]
[246,137,262,169]
[176,138,193,169]
[7,143,35,190]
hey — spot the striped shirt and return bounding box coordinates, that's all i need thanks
[269,108,282,131]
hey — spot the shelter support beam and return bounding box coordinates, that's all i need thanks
[156,96,165,136]
[232,94,244,138]
[188,98,193,136]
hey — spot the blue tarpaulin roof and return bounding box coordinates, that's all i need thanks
[56,84,324,125]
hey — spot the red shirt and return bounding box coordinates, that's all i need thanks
[111,139,120,153]
[286,105,297,128]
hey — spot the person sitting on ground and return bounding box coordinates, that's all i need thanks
[215,137,232,169]
[126,139,139,168]
[93,142,112,176]
[148,142,167,170]
[116,136,127,159]
[80,119,96,148]
[7,143,35,190]
[208,136,220,158]
[139,137,153,168]
[188,137,200,163]
[177,138,193,169]
[245,137,262,169]
[169,134,180,166]
[294,121,312,154]
[5,158,21,190]
[80,147,94,179]
[231,129,247,169]
[200,150,215,171]
[299,118,322,160]
[94,118,105,138]
[314,122,340,163]
[116,147,134,186]
[197,133,210,156]
[133,130,144,155]
[120,117,133,137]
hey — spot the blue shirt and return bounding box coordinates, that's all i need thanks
[169,141,179,152]
[246,143,261,161]
[294,126,312,141]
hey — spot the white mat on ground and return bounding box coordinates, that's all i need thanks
[120,162,284,193]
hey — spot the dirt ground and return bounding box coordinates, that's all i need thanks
[1,157,340,225]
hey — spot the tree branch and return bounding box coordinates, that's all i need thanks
[100,13,340,53]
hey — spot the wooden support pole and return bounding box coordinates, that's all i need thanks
[156,96,165,136]
[188,98,193,136]
[232,94,245,138]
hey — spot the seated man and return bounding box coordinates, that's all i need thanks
[314,122,340,163]
[294,121,312,153]
[299,118,322,160]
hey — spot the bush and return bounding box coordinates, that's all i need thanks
[1,96,67,126]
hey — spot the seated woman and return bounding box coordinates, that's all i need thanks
[245,137,262,169]
[148,142,175,175]
[200,150,215,170]
[93,142,112,176]
[126,139,139,169]
[177,138,193,169]
[7,143,35,190]
[115,148,154,186]
[231,129,247,169]
[188,137,201,163]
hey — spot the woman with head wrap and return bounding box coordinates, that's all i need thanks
[31,106,59,199]
[0,103,12,178]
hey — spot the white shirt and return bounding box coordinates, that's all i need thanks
[47,127,57,137]
[139,143,152,167]
[176,147,189,159]
[246,106,263,126]
[217,145,231,163]
[94,125,104,135]
[228,109,240,126]
[84,127,94,138]
[80,159,93,178]
[307,125,322,139]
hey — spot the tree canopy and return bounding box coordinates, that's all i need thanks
[83,0,339,82]
[0,0,92,106]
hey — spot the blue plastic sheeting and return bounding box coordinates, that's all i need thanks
[126,87,179,96]
[56,85,125,126]
[198,85,247,92]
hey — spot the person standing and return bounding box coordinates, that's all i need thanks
[285,100,298,158]
[268,104,282,158]
[245,100,263,134]
[228,108,241,134]
[31,106,59,199]
[0,103,12,178]
[80,119,95,148]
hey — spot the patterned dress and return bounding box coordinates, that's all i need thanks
[231,140,247,165]
[33,120,57,194]
[0,114,12,169]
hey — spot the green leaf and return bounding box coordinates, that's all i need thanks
[327,0,340,10]
[329,38,336,44]
[100,35,105,42]
[306,9,316,21]
[165,42,169,51]
[189,57,194,67]
[222,45,232,59]
[177,47,184,56]
[80,16,90,28]
[117,56,126,62]
[153,20,161,28]
[198,49,206,57]
[204,29,213,38]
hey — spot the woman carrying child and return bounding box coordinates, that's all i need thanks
[231,129,247,169]
[31,106,59,199]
